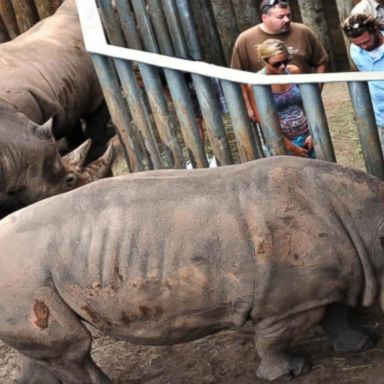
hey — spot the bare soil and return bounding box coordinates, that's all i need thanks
[1,83,383,384]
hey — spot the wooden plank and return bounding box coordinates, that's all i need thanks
[232,0,259,32]
[189,0,226,65]
[0,15,10,42]
[209,0,239,65]
[34,0,59,19]
[0,0,19,38]
[12,0,40,33]
[297,0,337,71]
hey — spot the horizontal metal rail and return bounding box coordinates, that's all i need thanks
[76,0,384,86]
[76,0,384,180]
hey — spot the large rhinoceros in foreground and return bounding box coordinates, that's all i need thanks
[0,156,383,383]
[0,107,112,219]
[0,0,110,152]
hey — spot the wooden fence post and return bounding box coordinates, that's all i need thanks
[12,0,39,33]
[0,15,10,42]
[335,0,356,70]
[209,0,240,65]
[0,1,19,38]
[34,0,60,19]
[296,0,337,71]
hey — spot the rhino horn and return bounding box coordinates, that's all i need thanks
[83,142,114,181]
[62,139,92,169]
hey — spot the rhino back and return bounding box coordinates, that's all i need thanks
[0,0,102,136]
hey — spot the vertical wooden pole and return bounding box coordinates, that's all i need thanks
[296,0,337,71]
[0,15,10,42]
[209,0,240,65]
[12,0,40,33]
[189,0,226,65]
[34,0,59,19]
[232,0,260,32]
[0,1,19,38]
[335,0,356,70]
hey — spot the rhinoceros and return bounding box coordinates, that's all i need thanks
[0,107,113,219]
[0,0,110,153]
[0,156,383,383]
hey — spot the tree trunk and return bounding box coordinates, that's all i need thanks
[12,0,40,33]
[335,0,355,70]
[0,0,19,38]
[297,0,337,71]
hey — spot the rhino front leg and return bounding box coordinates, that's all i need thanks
[2,288,111,384]
[254,306,326,381]
[15,354,62,384]
[321,303,376,353]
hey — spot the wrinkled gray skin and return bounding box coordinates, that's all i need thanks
[0,107,113,219]
[0,0,110,152]
[1,156,384,383]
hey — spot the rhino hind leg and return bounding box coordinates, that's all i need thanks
[321,303,376,353]
[254,306,326,381]
[2,289,111,384]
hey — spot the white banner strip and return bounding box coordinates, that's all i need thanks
[76,0,384,86]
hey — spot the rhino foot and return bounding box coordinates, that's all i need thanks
[257,354,311,381]
[331,327,376,353]
[322,303,377,353]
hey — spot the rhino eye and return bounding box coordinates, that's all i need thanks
[380,236,384,248]
[65,173,78,189]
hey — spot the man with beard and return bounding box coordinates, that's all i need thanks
[230,0,328,121]
[343,13,384,150]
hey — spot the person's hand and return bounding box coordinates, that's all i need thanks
[247,106,258,122]
[285,140,309,157]
[304,135,314,151]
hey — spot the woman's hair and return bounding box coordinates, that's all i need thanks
[342,13,383,38]
[257,39,293,61]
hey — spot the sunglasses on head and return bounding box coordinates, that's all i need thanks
[261,0,289,13]
[344,20,371,37]
[269,58,291,68]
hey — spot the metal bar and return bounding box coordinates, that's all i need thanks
[91,54,145,172]
[299,83,336,161]
[221,80,262,162]
[252,85,287,156]
[172,0,233,165]
[115,0,184,168]
[98,0,163,169]
[348,81,384,179]
[147,0,208,167]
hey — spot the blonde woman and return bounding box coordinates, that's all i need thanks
[248,39,315,158]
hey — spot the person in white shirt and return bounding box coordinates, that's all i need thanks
[351,0,384,22]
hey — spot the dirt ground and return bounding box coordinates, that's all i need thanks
[1,82,383,384]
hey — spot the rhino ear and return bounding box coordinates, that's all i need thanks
[35,116,55,140]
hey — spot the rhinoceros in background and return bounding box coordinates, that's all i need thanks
[0,107,113,219]
[0,156,384,383]
[0,0,111,154]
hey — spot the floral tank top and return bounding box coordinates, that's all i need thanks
[262,68,309,140]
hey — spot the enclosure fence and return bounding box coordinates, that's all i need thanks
[77,0,384,180]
